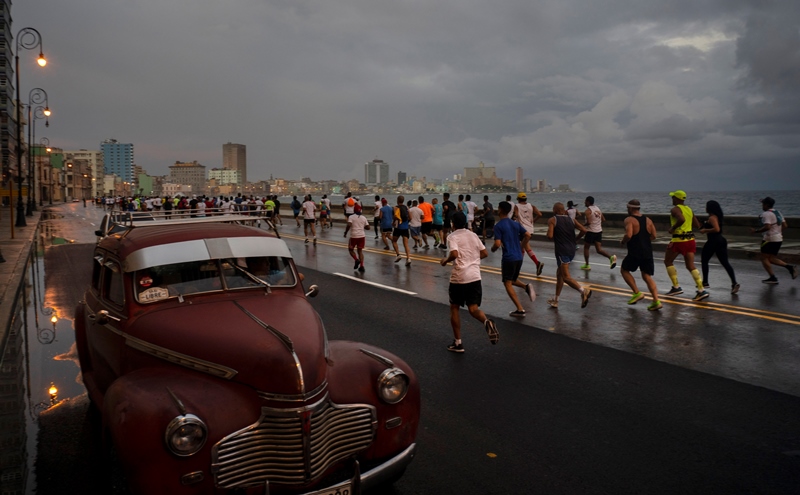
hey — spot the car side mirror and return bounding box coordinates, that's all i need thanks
[305,285,319,298]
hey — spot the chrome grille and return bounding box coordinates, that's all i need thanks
[211,396,376,489]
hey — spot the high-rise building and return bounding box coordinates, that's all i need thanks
[536,179,547,192]
[222,142,246,187]
[101,139,134,182]
[364,158,389,185]
[464,162,496,181]
[65,149,104,197]
[0,1,18,182]
[169,160,206,195]
[397,171,407,185]
[515,167,523,190]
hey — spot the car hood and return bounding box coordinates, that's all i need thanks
[129,293,327,397]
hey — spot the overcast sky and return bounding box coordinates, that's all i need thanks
[16,0,800,191]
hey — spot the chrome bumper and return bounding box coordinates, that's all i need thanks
[300,443,417,495]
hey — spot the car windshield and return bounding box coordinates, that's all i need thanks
[134,256,296,303]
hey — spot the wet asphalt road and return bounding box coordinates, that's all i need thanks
[31,204,800,494]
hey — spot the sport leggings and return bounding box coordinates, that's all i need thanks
[701,236,737,285]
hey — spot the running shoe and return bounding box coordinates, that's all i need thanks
[665,286,683,296]
[405,259,412,266]
[693,290,709,301]
[447,341,465,353]
[762,276,779,284]
[395,256,402,263]
[354,259,361,270]
[580,264,591,271]
[384,246,390,250]
[609,255,617,269]
[313,238,317,245]
[484,319,499,344]
[731,283,740,294]
[304,238,309,244]
[547,298,558,308]
[647,301,663,311]
[536,262,544,276]
[788,265,798,280]
[702,282,710,289]
[581,288,592,308]
[358,265,365,273]
[525,283,536,302]
[627,292,645,305]
[509,310,526,317]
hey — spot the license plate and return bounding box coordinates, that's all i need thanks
[304,482,352,495]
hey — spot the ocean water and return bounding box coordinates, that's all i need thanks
[280,191,800,216]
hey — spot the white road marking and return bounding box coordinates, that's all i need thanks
[333,273,417,295]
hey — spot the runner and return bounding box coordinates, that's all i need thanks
[546,202,591,309]
[465,194,477,230]
[441,212,499,352]
[751,196,797,284]
[373,195,382,240]
[319,196,330,229]
[321,194,332,229]
[432,197,444,247]
[664,190,707,300]
[441,193,457,249]
[481,195,495,241]
[513,192,544,276]
[417,196,434,248]
[272,196,283,225]
[378,198,394,250]
[491,201,534,317]
[408,200,424,250]
[302,194,317,245]
[344,203,370,272]
[699,200,739,293]
[343,193,355,222]
[581,196,617,271]
[566,201,580,222]
[291,195,302,226]
[620,199,662,311]
[391,195,412,266]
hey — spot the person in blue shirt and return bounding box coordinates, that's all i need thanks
[491,201,534,317]
[432,198,444,247]
[378,198,395,250]
[391,195,412,266]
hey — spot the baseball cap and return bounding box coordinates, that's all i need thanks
[669,190,687,200]
[516,192,527,200]
[381,198,387,205]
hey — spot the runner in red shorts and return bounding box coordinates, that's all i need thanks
[664,190,706,300]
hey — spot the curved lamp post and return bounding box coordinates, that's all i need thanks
[14,27,46,228]
[27,88,50,215]
[39,137,51,205]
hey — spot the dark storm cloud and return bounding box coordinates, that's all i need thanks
[15,0,800,191]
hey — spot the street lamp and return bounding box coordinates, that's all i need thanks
[27,88,50,215]
[39,137,51,205]
[14,27,47,228]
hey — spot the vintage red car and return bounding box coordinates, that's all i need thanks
[75,216,420,494]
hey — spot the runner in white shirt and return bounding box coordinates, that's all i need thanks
[440,212,499,353]
[253,197,264,228]
[373,195,382,240]
[196,199,206,217]
[465,194,478,229]
[145,198,154,211]
[153,197,162,211]
[344,203,371,272]
[581,196,616,271]
[408,201,424,249]
[512,192,544,275]
[302,195,317,244]
[752,196,797,283]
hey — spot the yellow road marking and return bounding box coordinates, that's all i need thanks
[281,233,800,325]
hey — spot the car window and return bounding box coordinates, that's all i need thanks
[134,257,295,304]
[103,261,125,307]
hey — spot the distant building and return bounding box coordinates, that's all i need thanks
[65,149,104,198]
[101,139,134,183]
[208,168,242,188]
[169,161,206,195]
[466,162,502,188]
[515,167,523,191]
[222,142,247,187]
[536,179,546,192]
[523,178,532,192]
[557,184,571,192]
[364,158,389,185]
[397,171,407,185]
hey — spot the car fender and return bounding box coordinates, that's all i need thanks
[326,341,420,461]
[102,367,262,495]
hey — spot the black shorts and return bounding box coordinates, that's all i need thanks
[421,222,433,234]
[760,241,782,255]
[443,218,452,229]
[585,231,603,244]
[433,223,443,231]
[449,280,482,308]
[484,217,495,229]
[304,218,315,225]
[501,259,523,282]
[621,255,655,276]
[381,227,393,233]
[392,228,409,238]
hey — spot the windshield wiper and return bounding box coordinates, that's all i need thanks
[231,264,272,294]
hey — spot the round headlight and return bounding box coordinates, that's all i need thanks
[377,368,409,404]
[165,414,207,457]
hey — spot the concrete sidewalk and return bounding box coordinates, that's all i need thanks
[0,205,45,344]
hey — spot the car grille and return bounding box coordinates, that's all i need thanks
[211,396,376,489]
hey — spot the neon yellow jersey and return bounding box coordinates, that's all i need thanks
[670,204,694,242]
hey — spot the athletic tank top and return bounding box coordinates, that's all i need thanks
[670,204,694,242]
[702,215,723,242]
[553,215,576,256]
[586,205,602,233]
[516,203,535,233]
[627,215,652,259]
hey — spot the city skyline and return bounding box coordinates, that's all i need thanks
[14,1,800,192]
